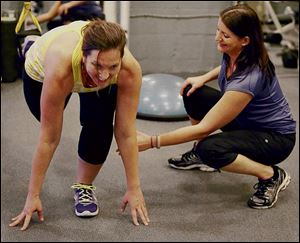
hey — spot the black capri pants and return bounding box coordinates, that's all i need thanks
[182,84,296,169]
[23,70,117,165]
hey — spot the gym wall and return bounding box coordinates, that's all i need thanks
[129,1,232,76]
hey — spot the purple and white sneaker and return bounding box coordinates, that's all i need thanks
[71,183,99,217]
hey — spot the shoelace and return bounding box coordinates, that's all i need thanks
[182,151,198,162]
[181,142,198,161]
[253,179,274,198]
[71,183,97,205]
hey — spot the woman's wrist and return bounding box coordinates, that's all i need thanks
[150,136,154,148]
[150,135,160,149]
[156,135,160,149]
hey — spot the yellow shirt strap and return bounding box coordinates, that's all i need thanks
[15,1,42,34]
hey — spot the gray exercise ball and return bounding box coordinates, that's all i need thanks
[137,73,188,121]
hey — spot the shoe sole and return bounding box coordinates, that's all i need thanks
[199,167,218,172]
[75,208,99,217]
[249,172,291,209]
[169,163,217,172]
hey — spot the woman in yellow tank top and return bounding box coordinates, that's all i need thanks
[9,20,150,230]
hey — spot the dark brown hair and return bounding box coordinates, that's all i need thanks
[220,4,275,81]
[81,20,127,58]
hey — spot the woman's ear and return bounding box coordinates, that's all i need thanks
[82,55,87,65]
[242,36,250,46]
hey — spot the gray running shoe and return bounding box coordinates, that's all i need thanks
[248,166,291,209]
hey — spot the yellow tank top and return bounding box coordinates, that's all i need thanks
[25,20,118,93]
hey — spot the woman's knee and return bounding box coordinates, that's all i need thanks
[182,85,220,121]
[182,85,202,120]
[196,139,217,165]
[196,137,236,169]
[78,123,113,165]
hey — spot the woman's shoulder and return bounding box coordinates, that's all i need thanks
[48,31,80,57]
[229,65,264,95]
[121,48,141,73]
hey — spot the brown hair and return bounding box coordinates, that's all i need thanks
[220,4,275,81]
[81,20,127,58]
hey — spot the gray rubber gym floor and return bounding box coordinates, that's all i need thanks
[1,44,299,241]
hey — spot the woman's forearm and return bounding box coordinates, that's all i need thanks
[36,1,61,24]
[153,125,208,148]
[27,142,58,196]
[201,65,221,83]
[115,132,141,190]
[66,1,87,8]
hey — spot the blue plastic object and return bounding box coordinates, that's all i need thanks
[137,73,188,121]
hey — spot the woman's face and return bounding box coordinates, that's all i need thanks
[83,48,122,88]
[215,18,249,57]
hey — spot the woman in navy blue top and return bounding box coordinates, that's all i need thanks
[137,4,296,210]
[30,1,105,30]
